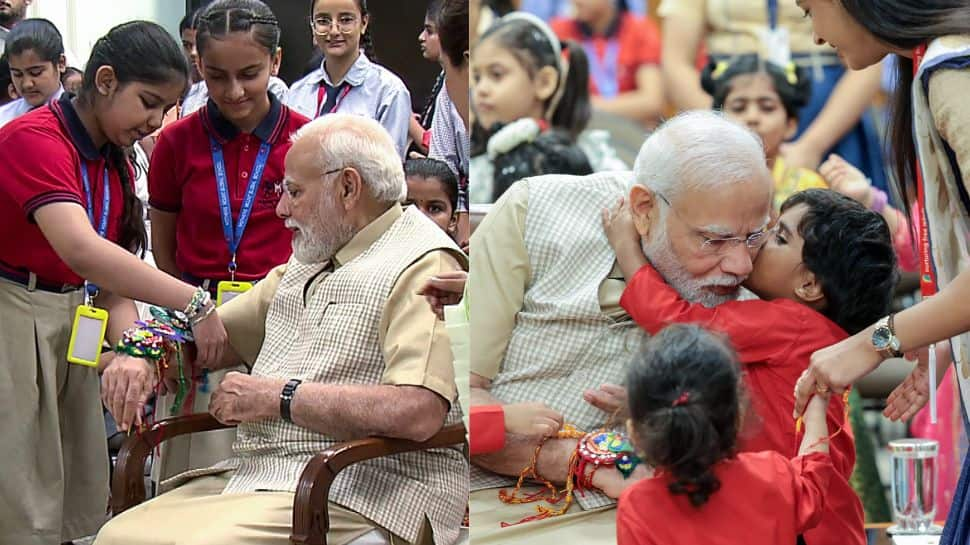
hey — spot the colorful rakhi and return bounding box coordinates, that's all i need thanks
[576,430,642,484]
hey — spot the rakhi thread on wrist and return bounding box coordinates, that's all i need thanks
[794,389,852,451]
[498,409,642,527]
[114,306,207,424]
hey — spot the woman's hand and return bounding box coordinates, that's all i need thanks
[101,354,158,432]
[794,326,883,417]
[191,310,228,369]
[884,342,952,421]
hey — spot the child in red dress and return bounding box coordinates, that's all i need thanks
[604,189,898,545]
[617,324,835,545]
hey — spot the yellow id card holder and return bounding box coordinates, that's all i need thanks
[216,281,253,306]
[67,305,109,367]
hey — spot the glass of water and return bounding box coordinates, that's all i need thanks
[888,438,942,535]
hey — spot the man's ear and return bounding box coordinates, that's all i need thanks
[338,167,365,210]
[628,185,659,237]
[794,267,825,304]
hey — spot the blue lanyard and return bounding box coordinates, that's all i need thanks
[210,136,272,275]
[583,39,620,99]
[79,164,110,237]
[767,0,778,30]
[79,163,110,300]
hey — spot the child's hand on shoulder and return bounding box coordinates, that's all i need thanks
[602,197,641,253]
[503,402,564,439]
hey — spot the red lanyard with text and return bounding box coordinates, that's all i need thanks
[914,43,940,423]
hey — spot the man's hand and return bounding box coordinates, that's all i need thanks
[583,383,629,419]
[101,354,158,432]
[417,270,467,320]
[503,402,563,439]
[208,371,284,425]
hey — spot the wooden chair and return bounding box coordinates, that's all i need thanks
[111,414,466,545]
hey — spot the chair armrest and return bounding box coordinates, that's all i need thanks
[290,423,467,545]
[110,413,235,515]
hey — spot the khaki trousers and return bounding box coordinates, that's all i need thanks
[95,472,434,545]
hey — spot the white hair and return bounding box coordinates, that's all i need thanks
[632,111,769,203]
[291,113,405,203]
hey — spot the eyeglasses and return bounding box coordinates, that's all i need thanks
[309,14,359,35]
[656,192,772,255]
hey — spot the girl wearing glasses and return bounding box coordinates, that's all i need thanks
[285,0,412,159]
[604,188,899,545]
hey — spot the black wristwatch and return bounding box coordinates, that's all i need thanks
[279,379,302,423]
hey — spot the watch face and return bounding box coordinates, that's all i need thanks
[872,326,892,349]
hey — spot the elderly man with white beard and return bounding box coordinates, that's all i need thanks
[98,114,468,545]
[467,111,774,544]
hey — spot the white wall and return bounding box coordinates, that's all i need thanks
[26,0,186,69]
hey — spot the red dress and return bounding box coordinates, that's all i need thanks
[617,451,835,545]
[620,264,865,545]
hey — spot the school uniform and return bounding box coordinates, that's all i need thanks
[149,92,308,287]
[285,51,412,159]
[0,84,65,128]
[148,92,308,482]
[0,93,129,543]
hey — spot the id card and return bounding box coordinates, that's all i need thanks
[216,281,253,306]
[67,305,108,367]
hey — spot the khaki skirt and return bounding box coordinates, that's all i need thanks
[0,278,109,543]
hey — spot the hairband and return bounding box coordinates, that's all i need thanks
[711,57,799,85]
[672,391,691,407]
[498,11,569,120]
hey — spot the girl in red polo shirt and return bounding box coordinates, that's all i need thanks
[149,0,309,306]
[0,21,228,545]
[617,324,835,545]
[147,0,309,482]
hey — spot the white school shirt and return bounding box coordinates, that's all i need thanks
[179,76,290,118]
[285,52,412,159]
[0,85,64,129]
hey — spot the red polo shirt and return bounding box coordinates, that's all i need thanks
[550,12,661,97]
[0,95,128,286]
[149,94,309,282]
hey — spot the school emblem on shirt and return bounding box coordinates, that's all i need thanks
[259,179,284,207]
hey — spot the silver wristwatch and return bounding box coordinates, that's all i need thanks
[871,314,903,359]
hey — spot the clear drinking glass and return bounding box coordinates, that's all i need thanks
[888,438,942,535]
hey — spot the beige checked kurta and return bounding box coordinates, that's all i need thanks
[97,204,468,545]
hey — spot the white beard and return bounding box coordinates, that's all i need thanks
[641,228,741,308]
[286,197,356,265]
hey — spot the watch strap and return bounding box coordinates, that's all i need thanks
[280,378,303,423]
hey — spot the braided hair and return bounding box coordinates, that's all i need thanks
[196,0,281,56]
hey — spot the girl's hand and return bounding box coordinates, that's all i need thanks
[417,270,467,320]
[101,354,158,432]
[819,153,873,207]
[191,311,228,370]
[602,198,641,254]
[502,402,563,439]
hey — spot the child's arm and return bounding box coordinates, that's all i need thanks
[469,403,564,455]
[602,198,648,281]
[798,394,832,456]
[791,393,837,534]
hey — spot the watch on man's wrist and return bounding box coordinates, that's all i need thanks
[279,379,302,423]
[871,314,903,359]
